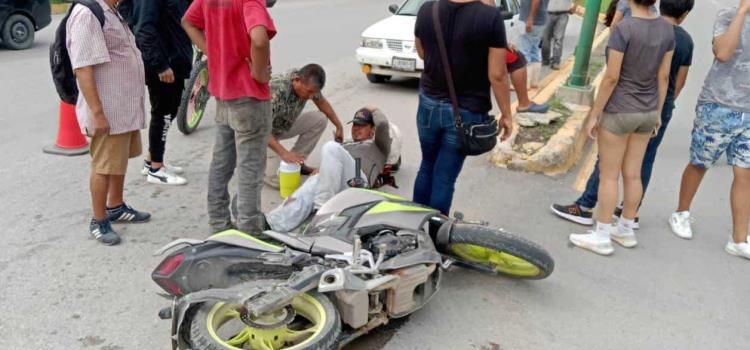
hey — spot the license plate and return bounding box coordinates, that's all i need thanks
[392,57,416,72]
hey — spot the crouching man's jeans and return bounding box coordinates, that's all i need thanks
[207,97,272,234]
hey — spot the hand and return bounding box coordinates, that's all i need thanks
[525,21,533,33]
[508,43,517,52]
[333,126,344,143]
[247,58,272,84]
[652,121,662,138]
[585,113,600,139]
[281,150,305,165]
[569,4,578,14]
[91,113,110,137]
[158,68,175,84]
[740,0,750,13]
[498,114,513,142]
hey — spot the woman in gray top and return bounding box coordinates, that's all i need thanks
[569,0,675,256]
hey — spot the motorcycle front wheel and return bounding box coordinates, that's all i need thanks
[176,60,210,135]
[446,223,554,280]
[187,291,341,350]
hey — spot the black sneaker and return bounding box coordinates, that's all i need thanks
[107,203,151,223]
[90,219,121,245]
[550,203,594,225]
[613,206,640,230]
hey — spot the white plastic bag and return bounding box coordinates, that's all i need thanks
[266,175,319,232]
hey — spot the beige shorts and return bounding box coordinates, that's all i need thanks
[90,130,142,175]
[600,110,659,136]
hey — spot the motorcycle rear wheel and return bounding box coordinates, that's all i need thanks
[188,291,340,350]
[447,223,554,280]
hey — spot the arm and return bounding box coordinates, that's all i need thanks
[585,49,623,138]
[75,66,109,136]
[570,2,579,14]
[488,47,513,141]
[268,135,305,164]
[655,50,674,128]
[313,97,344,142]
[415,37,424,60]
[249,26,271,84]
[182,18,207,53]
[526,0,540,32]
[610,10,625,27]
[712,6,749,62]
[673,66,690,100]
[134,0,173,82]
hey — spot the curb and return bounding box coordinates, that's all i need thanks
[489,26,610,175]
[51,3,70,15]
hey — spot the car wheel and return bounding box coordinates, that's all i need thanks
[366,74,390,84]
[2,14,35,50]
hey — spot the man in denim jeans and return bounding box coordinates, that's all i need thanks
[668,1,750,260]
[519,0,549,87]
[183,0,276,234]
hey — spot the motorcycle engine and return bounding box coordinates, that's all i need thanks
[365,230,417,260]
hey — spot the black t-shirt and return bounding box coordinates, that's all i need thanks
[665,25,694,108]
[415,0,508,113]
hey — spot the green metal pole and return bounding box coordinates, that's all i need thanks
[568,0,603,87]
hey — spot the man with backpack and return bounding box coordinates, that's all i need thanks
[63,0,151,245]
[121,0,192,186]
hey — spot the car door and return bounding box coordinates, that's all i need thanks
[497,0,520,30]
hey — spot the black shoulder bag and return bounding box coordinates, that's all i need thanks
[431,1,498,156]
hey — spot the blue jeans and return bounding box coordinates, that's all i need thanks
[576,107,674,209]
[413,93,488,215]
[518,22,545,63]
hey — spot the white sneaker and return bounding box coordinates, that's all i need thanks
[611,225,638,248]
[569,231,614,256]
[147,167,187,186]
[725,239,750,260]
[669,211,693,239]
[141,163,184,176]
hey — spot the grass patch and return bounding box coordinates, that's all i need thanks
[513,96,572,149]
[51,0,69,4]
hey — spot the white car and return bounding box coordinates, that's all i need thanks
[356,0,521,83]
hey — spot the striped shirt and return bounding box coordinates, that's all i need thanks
[67,0,146,135]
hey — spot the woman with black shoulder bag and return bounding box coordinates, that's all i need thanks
[413,0,514,215]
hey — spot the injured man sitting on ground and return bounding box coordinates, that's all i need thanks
[266,106,403,232]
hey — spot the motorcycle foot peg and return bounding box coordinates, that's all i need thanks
[158,307,173,320]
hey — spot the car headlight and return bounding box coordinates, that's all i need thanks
[362,38,384,49]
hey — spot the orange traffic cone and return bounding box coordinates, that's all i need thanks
[43,101,89,156]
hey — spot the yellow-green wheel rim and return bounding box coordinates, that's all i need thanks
[206,294,326,350]
[449,244,541,277]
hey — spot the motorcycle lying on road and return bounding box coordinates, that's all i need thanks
[152,161,554,350]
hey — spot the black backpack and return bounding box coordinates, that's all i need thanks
[50,0,106,105]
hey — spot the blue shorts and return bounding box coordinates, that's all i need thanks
[690,103,750,169]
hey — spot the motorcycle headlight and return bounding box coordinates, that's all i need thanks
[362,38,384,49]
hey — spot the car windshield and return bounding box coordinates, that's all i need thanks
[396,0,507,16]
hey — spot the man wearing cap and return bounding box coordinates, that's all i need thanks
[265,106,402,232]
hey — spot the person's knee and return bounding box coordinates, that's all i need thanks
[311,111,327,132]
[733,166,750,183]
[321,140,342,156]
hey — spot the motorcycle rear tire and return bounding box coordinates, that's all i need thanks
[447,223,554,280]
[187,290,341,350]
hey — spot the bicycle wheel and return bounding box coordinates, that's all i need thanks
[176,60,210,135]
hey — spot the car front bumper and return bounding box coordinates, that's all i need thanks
[356,47,422,79]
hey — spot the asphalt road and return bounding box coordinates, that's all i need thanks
[0,0,747,349]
